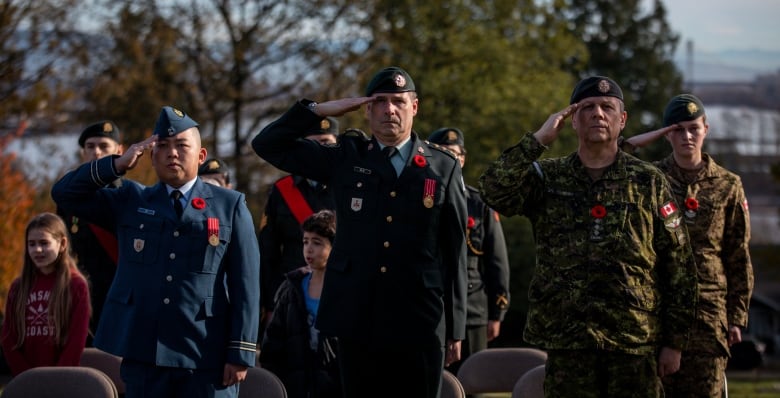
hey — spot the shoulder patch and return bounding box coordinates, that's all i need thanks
[425,141,458,160]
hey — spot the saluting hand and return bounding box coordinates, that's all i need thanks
[309,97,375,117]
[533,103,579,146]
[114,135,157,173]
[624,124,678,149]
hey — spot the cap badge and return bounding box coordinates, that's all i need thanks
[686,102,699,116]
[207,160,220,170]
[321,119,330,130]
[598,80,611,93]
[447,130,458,142]
[394,73,406,88]
[103,122,113,133]
[173,108,184,118]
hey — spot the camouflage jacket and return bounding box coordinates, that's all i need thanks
[656,154,753,355]
[478,133,698,354]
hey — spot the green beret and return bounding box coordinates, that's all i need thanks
[365,66,415,96]
[570,76,624,104]
[78,121,121,147]
[306,117,339,136]
[198,158,228,176]
[153,106,199,137]
[428,127,464,147]
[663,94,705,127]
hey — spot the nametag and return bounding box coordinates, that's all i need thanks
[137,207,155,215]
[353,166,372,175]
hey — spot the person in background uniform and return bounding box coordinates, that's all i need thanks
[252,66,468,398]
[478,76,699,398]
[258,117,338,324]
[199,158,233,189]
[58,120,126,346]
[623,94,753,397]
[52,106,260,398]
[428,127,510,376]
[261,210,341,398]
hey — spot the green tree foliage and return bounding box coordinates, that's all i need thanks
[559,0,684,157]
[360,0,589,183]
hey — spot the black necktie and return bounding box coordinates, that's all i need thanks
[383,146,397,158]
[171,190,183,218]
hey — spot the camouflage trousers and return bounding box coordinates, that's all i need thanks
[544,349,662,398]
[662,352,727,398]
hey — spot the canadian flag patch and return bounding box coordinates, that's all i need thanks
[660,201,678,219]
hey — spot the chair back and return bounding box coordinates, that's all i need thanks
[441,369,465,398]
[80,347,125,394]
[1,366,118,398]
[238,367,287,398]
[511,364,545,398]
[456,347,547,394]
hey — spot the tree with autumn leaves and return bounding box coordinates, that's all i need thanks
[0,126,53,313]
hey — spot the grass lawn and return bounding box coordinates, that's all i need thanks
[727,373,780,398]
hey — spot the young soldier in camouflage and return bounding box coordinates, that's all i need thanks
[479,76,699,398]
[624,94,753,397]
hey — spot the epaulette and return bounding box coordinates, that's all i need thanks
[425,141,458,160]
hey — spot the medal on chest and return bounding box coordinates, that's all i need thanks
[423,178,436,209]
[589,204,607,242]
[208,217,220,246]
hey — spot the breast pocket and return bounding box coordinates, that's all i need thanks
[189,222,232,274]
[339,175,378,221]
[120,219,163,265]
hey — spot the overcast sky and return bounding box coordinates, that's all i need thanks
[660,0,780,53]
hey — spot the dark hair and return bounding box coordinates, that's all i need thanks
[302,210,336,242]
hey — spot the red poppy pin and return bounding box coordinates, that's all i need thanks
[413,155,427,167]
[590,204,607,219]
[684,197,699,211]
[467,216,475,229]
[192,197,206,210]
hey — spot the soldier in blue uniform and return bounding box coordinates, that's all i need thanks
[252,66,468,398]
[427,127,510,376]
[52,106,260,398]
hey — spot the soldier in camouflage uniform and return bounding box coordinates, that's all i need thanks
[478,76,699,398]
[428,127,511,376]
[623,94,753,397]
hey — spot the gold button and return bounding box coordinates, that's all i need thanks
[173,231,179,237]
[139,224,144,229]
[169,253,176,260]
[390,191,397,197]
[166,275,173,282]
[357,182,363,188]
[386,216,393,223]
[163,298,170,304]
[380,266,387,273]
[383,241,390,248]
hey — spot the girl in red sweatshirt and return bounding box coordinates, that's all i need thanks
[1,212,91,376]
